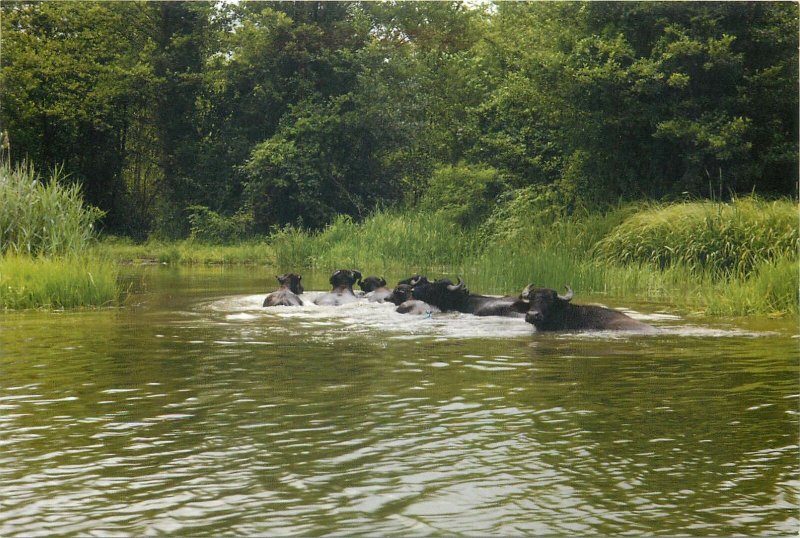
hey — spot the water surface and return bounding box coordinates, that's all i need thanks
[1,266,797,536]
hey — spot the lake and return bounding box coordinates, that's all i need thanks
[1,266,797,536]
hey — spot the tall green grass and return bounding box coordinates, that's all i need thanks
[264,199,798,316]
[0,160,121,309]
[95,196,798,316]
[97,237,273,265]
[0,255,120,309]
[594,197,798,277]
[1,161,105,256]
[269,211,481,272]
[700,257,799,316]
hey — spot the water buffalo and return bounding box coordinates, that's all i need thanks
[387,283,440,315]
[411,277,529,317]
[263,273,304,307]
[313,269,363,306]
[520,285,656,332]
[358,276,392,303]
[397,274,427,286]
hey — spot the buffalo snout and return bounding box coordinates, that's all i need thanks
[526,310,544,323]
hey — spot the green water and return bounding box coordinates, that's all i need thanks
[1,266,797,536]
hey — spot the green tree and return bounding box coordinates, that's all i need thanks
[474,1,798,203]
[1,1,157,233]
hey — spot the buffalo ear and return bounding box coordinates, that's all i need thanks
[277,274,287,284]
[379,277,387,287]
[352,270,363,283]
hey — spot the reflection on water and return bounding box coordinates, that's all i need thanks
[0,266,797,536]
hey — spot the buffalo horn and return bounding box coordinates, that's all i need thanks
[447,277,466,291]
[558,286,574,302]
[520,283,534,301]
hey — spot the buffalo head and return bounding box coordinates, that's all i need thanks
[359,276,387,293]
[411,276,469,312]
[519,284,573,327]
[276,273,303,295]
[329,269,362,289]
[397,274,427,287]
[387,284,413,306]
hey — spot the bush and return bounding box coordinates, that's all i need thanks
[594,197,799,276]
[187,205,255,243]
[0,161,105,257]
[419,163,506,227]
[268,210,481,271]
[701,257,800,316]
[0,254,120,309]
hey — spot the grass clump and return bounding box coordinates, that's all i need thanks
[0,255,120,309]
[0,160,121,309]
[700,257,799,316]
[0,161,104,257]
[96,236,274,266]
[594,197,798,277]
[269,210,480,272]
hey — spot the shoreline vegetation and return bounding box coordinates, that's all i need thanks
[99,197,798,318]
[3,4,797,317]
[0,161,120,309]
[1,160,797,316]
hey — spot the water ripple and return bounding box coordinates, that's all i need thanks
[0,283,796,537]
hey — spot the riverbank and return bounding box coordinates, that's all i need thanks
[95,197,798,317]
[0,161,121,310]
[0,255,120,309]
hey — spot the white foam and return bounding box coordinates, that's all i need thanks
[204,293,533,339]
[202,293,774,340]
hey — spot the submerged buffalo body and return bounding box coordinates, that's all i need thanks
[387,283,440,315]
[314,269,363,306]
[520,285,655,332]
[263,273,304,307]
[411,277,528,318]
[359,276,392,303]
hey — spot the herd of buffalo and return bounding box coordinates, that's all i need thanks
[262,269,656,332]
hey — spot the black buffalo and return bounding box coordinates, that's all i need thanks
[263,273,304,307]
[358,276,392,303]
[411,277,529,317]
[387,283,440,315]
[520,285,656,332]
[397,274,427,287]
[314,269,362,306]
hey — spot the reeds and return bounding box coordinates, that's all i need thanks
[0,161,105,257]
[269,210,481,272]
[97,237,273,265]
[266,200,797,315]
[699,257,799,316]
[95,197,798,316]
[0,160,121,309]
[594,197,798,277]
[0,255,120,309]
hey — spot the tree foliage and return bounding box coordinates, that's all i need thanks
[2,1,797,238]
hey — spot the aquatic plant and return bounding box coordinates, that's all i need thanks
[98,198,799,316]
[96,236,273,266]
[269,210,480,272]
[0,161,105,257]
[0,255,120,309]
[594,197,798,277]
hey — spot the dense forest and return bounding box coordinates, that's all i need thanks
[2,1,798,239]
